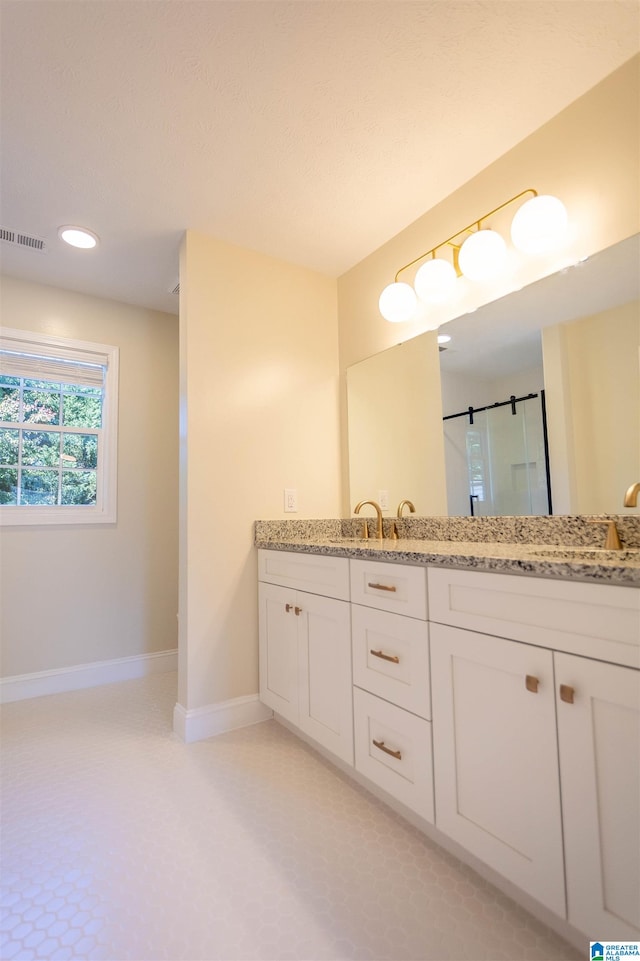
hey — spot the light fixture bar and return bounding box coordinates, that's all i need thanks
[379,187,568,322]
[393,188,537,282]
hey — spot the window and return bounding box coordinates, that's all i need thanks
[0,328,118,525]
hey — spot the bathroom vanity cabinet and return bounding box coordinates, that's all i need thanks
[257,550,353,763]
[427,567,640,935]
[257,547,640,941]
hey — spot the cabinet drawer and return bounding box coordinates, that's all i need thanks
[350,559,427,619]
[258,549,350,600]
[353,687,434,823]
[428,567,640,668]
[352,605,430,719]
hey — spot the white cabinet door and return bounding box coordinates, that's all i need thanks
[431,623,566,917]
[258,582,299,725]
[259,582,353,764]
[297,591,353,764]
[556,653,640,939]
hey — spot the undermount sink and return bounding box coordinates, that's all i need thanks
[527,546,640,562]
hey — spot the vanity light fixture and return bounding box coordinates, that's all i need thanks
[457,228,507,282]
[437,334,451,345]
[58,226,99,249]
[510,194,568,255]
[378,281,417,324]
[414,257,458,304]
[379,189,568,322]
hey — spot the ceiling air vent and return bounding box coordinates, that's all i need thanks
[1,227,47,253]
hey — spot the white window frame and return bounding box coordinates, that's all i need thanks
[0,327,119,526]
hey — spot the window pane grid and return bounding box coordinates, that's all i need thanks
[0,375,102,507]
[1,328,117,524]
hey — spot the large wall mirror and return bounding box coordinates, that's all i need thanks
[346,234,639,517]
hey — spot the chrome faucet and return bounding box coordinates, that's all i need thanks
[624,482,640,507]
[354,500,384,539]
[397,499,416,518]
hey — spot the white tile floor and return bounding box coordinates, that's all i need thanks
[1,673,583,961]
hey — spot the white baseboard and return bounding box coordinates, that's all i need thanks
[0,649,178,704]
[173,694,273,743]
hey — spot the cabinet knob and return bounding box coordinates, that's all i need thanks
[372,738,402,760]
[294,606,302,616]
[559,684,575,704]
[285,603,293,613]
[525,675,539,694]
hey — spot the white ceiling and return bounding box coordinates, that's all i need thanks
[1,1,638,316]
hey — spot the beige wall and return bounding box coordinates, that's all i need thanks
[337,55,640,514]
[0,276,179,677]
[543,300,640,515]
[178,232,340,710]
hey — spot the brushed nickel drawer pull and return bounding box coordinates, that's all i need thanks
[525,674,539,693]
[294,606,302,616]
[370,649,400,664]
[368,582,397,592]
[560,684,575,704]
[373,739,402,760]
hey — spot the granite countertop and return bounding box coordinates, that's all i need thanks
[254,530,640,587]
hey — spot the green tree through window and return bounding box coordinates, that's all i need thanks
[0,328,118,525]
[0,379,103,506]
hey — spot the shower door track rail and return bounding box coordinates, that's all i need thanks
[442,391,539,425]
[442,389,553,516]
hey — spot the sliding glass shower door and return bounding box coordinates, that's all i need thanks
[443,393,551,516]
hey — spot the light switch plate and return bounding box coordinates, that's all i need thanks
[378,489,389,510]
[284,488,298,512]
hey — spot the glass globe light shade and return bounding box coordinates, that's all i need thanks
[378,282,418,323]
[510,195,568,254]
[458,229,507,282]
[414,258,458,304]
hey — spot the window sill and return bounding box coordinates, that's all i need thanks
[0,505,116,526]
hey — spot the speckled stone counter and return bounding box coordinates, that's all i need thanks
[254,516,640,587]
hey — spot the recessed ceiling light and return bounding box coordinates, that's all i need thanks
[437,334,452,344]
[58,226,99,249]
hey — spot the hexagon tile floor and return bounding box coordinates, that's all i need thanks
[1,673,583,961]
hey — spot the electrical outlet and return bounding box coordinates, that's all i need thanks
[378,489,389,510]
[284,488,298,512]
